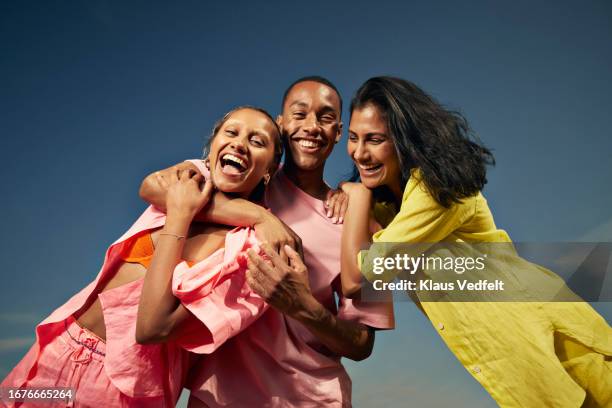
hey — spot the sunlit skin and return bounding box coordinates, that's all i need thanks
[77,109,278,341]
[209,108,278,198]
[347,103,403,201]
[279,81,342,196]
[137,84,377,363]
[341,103,405,298]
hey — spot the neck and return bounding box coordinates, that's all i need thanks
[284,159,330,200]
[223,189,263,204]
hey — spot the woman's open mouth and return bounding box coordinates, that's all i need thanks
[220,153,248,176]
[358,163,383,177]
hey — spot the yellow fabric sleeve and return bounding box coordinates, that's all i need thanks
[372,175,474,244]
[359,172,475,282]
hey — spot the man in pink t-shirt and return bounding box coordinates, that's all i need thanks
[141,76,394,407]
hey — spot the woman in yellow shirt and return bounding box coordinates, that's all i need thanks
[340,76,611,407]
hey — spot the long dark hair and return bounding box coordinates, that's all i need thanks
[350,76,495,208]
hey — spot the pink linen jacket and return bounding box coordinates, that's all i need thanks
[6,206,265,403]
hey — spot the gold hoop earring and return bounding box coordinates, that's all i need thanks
[264,174,271,186]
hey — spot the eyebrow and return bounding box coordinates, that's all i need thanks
[319,106,338,116]
[348,130,387,137]
[250,130,272,140]
[223,123,272,139]
[289,101,308,109]
[288,101,339,115]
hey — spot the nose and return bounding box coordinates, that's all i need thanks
[352,140,369,162]
[302,113,320,135]
[230,135,248,153]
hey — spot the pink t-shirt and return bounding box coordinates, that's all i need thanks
[187,162,395,407]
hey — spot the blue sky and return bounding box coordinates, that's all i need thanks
[1,1,611,406]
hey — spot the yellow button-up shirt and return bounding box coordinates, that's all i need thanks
[363,170,612,407]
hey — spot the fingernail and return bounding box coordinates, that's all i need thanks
[339,217,343,223]
[326,211,331,217]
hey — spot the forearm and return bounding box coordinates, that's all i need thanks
[140,164,266,227]
[341,188,373,297]
[245,242,373,361]
[202,192,267,226]
[292,295,374,361]
[136,214,190,343]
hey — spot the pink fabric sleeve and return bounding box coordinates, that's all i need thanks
[172,228,269,354]
[335,278,395,329]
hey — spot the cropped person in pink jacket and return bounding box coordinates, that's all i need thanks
[1,106,283,407]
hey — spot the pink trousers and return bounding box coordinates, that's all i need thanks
[1,317,166,408]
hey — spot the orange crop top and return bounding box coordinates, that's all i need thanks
[122,232,156,269]
[121,232,194,268]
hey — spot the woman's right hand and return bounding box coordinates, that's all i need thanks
[164,169,214,222]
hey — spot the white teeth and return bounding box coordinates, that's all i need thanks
[298,140,319,148]
[222,154,247,169]
[359,163,381,171]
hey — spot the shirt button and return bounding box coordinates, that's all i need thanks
[473,366,481,374]
[437,323,444,330]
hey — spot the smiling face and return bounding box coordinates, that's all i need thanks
[279,81,342,171]
[208,108,279,198]
[348,103,402,195]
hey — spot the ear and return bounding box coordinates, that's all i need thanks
[276,114,283,127]
[204,157,210,170]
[335,121,343,144]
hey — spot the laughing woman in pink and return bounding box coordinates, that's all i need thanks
[1,106,282,407]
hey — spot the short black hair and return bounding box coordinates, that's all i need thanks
[281,75,343,113]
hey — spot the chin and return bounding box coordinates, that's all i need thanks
[360,179,379,190]
[359,174,385,190]
[216,185,238,194]
[213,179,242,194]
[216,176,259,198]
[287,148,325,170]
[294,156,323,170]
